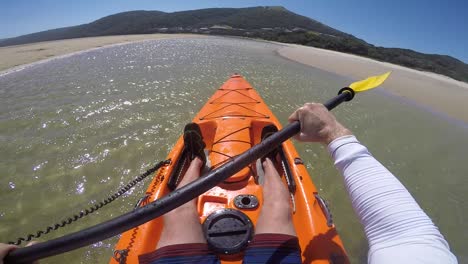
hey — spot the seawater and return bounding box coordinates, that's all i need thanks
[1,37,467,263]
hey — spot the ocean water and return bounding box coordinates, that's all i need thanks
[0,37,466,263]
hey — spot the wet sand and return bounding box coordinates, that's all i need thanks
[0,34,201,73]
[277,44,468,124]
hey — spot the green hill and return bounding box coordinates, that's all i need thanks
[0,7,350,45]
[1,6,467,83]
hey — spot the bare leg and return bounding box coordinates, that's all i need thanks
[255,158,296,236]
[157,157,206,248]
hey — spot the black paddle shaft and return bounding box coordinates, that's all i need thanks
[324,88,354,110]
[5,88,354,264]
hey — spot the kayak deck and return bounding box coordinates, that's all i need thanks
[110,75,348,263]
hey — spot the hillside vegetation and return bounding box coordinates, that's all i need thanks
[1,6,467,82]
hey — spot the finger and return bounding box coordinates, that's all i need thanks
[288,109,300,123]
[295,132,305,142]
[288,109,301,140]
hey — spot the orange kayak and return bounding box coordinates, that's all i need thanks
[110,75,349,263]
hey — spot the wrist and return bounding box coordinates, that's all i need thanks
[322,124,352,145]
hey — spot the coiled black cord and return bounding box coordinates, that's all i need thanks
[8,159,171,245]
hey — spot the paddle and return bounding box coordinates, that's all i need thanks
[5,72,391,264]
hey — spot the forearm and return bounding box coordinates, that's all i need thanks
[327,135,457,263]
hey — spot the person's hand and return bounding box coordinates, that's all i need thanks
[0,242,39,264]
[288,103,352,144]
[0,243,18,264]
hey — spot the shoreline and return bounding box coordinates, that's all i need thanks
[277,44,468,124]
[0,34,202,75]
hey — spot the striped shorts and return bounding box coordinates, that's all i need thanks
[139,234,301,264]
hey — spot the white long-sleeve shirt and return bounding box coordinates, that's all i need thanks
[327,135,457,263]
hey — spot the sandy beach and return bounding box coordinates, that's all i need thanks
[1,34,467,123]
[278,44,468,124]
[0,34,201,73]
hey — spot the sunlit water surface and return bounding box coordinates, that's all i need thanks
[1,37,467,263]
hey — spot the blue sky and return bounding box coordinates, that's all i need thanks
[1,0,467,62]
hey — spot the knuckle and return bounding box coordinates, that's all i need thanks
[302,103,320,113]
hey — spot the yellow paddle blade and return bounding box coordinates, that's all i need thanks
[349,72,391,93]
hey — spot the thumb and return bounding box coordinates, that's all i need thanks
[288,109,300,123]
[289,109,304,141]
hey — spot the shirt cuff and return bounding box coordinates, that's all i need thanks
[327,135,359,156]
